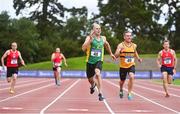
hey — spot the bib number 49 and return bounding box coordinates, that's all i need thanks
[125,57,134,63]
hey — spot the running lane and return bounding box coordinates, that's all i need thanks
[103,79,179,114]
[0,78,75,113]
[42,79,111,114]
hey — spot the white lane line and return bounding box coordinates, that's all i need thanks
[136,81,180,92]
[95,88,115,114]
[105,80,179,114]
[40,79,81,114]
[67,108,88,112]
[135,84,180,98]
[0,79,68,103]
[0,80,52,91]
[0,79,37,86]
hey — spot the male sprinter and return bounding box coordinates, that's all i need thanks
[157,40,177,97]
[114,31,142,100]
[51,48,67,86]
[1,42,25,94]
[82,23,116,101]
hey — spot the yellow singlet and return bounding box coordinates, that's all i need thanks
[119,42,136,68]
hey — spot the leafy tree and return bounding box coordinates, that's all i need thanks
[153,0,180,50]
[13,0,67,39]
[96,0,165,41]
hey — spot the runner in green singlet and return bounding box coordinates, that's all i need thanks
[82,23,116,101]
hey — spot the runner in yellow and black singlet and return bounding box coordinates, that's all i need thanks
[115,31,142,100]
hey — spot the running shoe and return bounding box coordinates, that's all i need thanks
[128,93,133,100]
[165,93,170,98]
[90,83,96,94]
[98,93,105,101]
[55,78,57,85]
[56,80,60,86]
[9,88,15,94]
[119,89,124,98]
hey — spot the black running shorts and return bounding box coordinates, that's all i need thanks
[7,67,18,78]
[86,61,102,78]
[119,65,135,81]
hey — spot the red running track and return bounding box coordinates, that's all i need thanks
[0,77,179,114]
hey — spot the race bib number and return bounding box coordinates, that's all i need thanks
[91,49,102,57]
[11,59,17,64]
[164,58,171,64]
[125,56,134,63]
[54,62,61,66]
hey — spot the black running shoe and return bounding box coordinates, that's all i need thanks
[98,93,105,101]
[90,83,96,94]
[119,89,123,98]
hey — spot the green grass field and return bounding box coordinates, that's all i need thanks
[21,54,180,70]
[21,56,118,70]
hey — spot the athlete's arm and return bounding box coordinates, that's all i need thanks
[18,51,25,66]
[173,50,177,70]
[156,51,162,68]
[114,44,122,58]
[82,30,94,52]
[134,45,142,62]
[1,50,9,67]
[51,53,55,62]
[61,54,67,67]
[103,36,116,60]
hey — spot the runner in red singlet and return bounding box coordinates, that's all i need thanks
[157,40,177,97]
[1,42,25,94]
[51,48,67,86]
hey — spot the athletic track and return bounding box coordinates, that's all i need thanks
[0,77,180,114]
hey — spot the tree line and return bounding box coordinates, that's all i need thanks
[0,0,179,63]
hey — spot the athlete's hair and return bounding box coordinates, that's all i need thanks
[123,31,131,36]
[163,40,170,44]
[11,42,17,47]
[92,23,100,29]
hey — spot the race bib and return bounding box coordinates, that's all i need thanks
[54,62,61,66]
[164,58,171,64]
[125,56,134,63]
[91,49,102,57]
[11,59,17,64]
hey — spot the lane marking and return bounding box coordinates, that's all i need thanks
[95,88,115,114]
[0,79,68,103]
[105,80,179,114]
[0,79,38,86]
[0,80,52,91]
[136,81,180,92]
[2,107,23,110]
[132,110,152,113]
[134,84,180,98]
[67,108,88,112]
[40,79,81,114]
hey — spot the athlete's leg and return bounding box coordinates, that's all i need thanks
[53,69,57,85]
[119,68,127,98]
[86,63,97,94]
[119,80,125,91]
[128,72,135,94]
[56,67,61,86]
[88,77,97,86]
[95,68,104,101]
[7,77,11,83]
[10,73,17,94]
[162,72,169,97]
[95,68,102,94]
[167,75,173,84]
